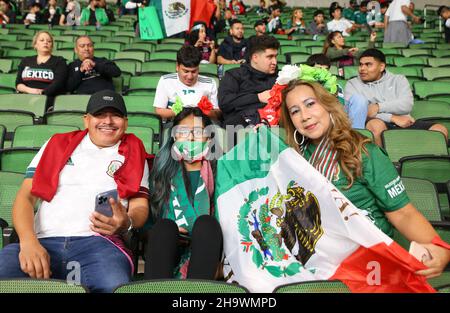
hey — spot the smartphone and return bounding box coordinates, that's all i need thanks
[409,241,432,262]
[94,189,118,217]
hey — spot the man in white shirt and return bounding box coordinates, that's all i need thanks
[153,45,221,121]
[327,3,356,37]
[384,0,422,44]
[0,90,150,293]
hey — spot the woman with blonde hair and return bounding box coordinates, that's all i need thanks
[286,8,306,35]
[280,79,450,279]
[16,31,67,97]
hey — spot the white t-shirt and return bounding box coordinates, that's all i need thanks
[327,18,354,36]
[27,135,149,238]
[153,73,219,110]
[385,0,410,22]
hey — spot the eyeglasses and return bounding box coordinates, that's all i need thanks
[173,127,207,139]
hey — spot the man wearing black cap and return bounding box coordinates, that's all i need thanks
[254,19,267,36]
[0,90,151,293]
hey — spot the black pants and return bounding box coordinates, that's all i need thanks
[144,215,223,280]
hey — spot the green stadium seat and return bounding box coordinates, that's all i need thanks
[54,95,91,111]
[381,129,448,164]
[109,37,133,46]
[0,125,4,149]
[344,66,359,80]
[432,50,450,58]
[422,68,450,81]
[222,64,241,73]
[413,81,450,101]
[401,49,433,58]
[0,73,16,93]
[0,110,35,136]
[378,48,402,57]
[140,61,176,76]
[62,30,88,36]
[114,60,136,87]
[427,58,450,68]
[127,126,154,153]
[114,51,148,72]
[123,95,155,114]
[52,50,75,62]
[290,54,310,65]
[0,147,40,173]
[161,38,185,45]
[12,125,79,148]
[155,43,183,52]
[0,59,13,74]
[95,42,123,53]
[393,57,428,67]
[199,63,218,78]
[125,76,161,95]
[411,101,450,120]
[0,171,23,248]
[428,272,450,290]
[388,67,423,79]
[44,111,85,129]
[113,279,249,293]
[273,280,350,293]
[113,76,124,93]
[0,279,88,293]
[149,51,177,62]
[0,94,46,118]
[123,42,156,54]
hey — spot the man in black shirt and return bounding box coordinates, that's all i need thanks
[67,36,121,94]
[438,5,450,43]
[218,35,279,126]
[217,19,248,65]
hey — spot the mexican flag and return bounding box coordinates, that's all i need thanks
[215,126,435,293]
[152,0,216,37]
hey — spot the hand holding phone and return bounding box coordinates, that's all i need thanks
[409,241,432,263]
[94,189,118,217]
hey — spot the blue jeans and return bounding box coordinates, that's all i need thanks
[345,94,369,129]
[0,236,131,293]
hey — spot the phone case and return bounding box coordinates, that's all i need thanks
[94,189,118,217]
[409,241,431,262]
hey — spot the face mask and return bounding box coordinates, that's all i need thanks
[172,141,209,163]
[49,8,56,15]
[371,9,375,15]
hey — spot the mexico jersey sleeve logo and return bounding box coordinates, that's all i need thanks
[106,160,123,177]
[22,66,55,83]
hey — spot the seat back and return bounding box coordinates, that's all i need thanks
[273,280,351,293]
[12,125,79,148]
[113,279,249,293]
[0,279,88,293]
[0,147,40,173]
[402,177,442,221]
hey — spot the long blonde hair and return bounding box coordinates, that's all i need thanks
[280,80,370,188]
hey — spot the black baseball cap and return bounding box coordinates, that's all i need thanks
[86,90,127,117]
[254,20,265,27]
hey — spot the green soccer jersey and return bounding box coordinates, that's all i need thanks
[352,10,368,25]
[343,8,355,20]
[304,142,410,237]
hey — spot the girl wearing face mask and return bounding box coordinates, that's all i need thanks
[144,107,223,280]
[43,0,62,26]
[59,0,81,26]
[286,8,306,35]
[280,80,450,279]
[187,22,217,64]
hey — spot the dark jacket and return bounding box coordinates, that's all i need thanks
[218,63,277,126]
[66,57,121,94]
[218,36,248,62]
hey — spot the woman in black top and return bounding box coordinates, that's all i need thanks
[16,31,67,96]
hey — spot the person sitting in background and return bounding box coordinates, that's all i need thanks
[16,31,67,98]
[59,0,81,27]
[187,21,217,64]
[218,35,279,126]
[153,45,220,121]
[80,0,108,27]
[343,0,357,20]
[217,19,247,65]
[327,2,357,37]
[43,0,62,27]
[67,36,121,95]
[24,3,44,26]
[267,4,283,34]
[98,0,115,22]
[145,107,222,280]
[213,8,233,34]
[286,8,306,36]
[0,90,151,293]
[256,0,268,15]
[323,30,376,67]
[351,0,369,29]
[438,5,450,43]
[254,19,266,36]
[367,1,388,29]
[307,9,328,36]
[344,48,448,144]
[0,0,11,25]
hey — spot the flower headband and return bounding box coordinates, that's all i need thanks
[259,64,338,126]
[171,94,213,116]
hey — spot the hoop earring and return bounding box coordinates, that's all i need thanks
[294,129,305,146]
[329,113,335,127]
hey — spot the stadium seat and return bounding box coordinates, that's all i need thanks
[12,125,79,148]
[149,51,177,62]
[0,147,40,173]
[411,101,450,120]
[114,60,137,88]
[427,58,450,68]
[54,95,91,111]
[125,76,161,95]
[422,68,450,81]
[52,50,75,62]
[400,49,433,58]
[0,125,4,149]
[0,94,46,118]
[0,279,88,293]
[95,42,123,53]
[0,73,17,94]
[140,61,176,76]
[0,171,23,248]
[393,57,428,67]
[127,126,154,154]
[381,129,448,164]
[389,67,423,80]
[432,50,450,58]
[343,66,359,80]
[0,59,13,74]
[273,280,350,293]
[114,51,148,72]
[123,95,155,114]
[381,42,408,49]
[290,54,310,65]
[413,81,450,102]
[123,42,156,54]
[44,111,85,129]
[113,279,249,293]
[155,43,183,52]
[199,64,218,78]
